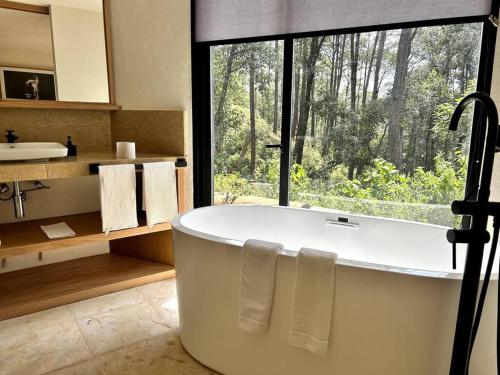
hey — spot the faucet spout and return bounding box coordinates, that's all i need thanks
[449,92,500,202]
[450,92,498,129]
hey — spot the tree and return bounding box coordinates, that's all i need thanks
[214,45,238,152]
[273,40,280,134]
[387,28,417,169]
[372,31,386,101]
[362,32,379,107]
[347,33,360,179]
[292,36,326,165]
[249,49,257,176]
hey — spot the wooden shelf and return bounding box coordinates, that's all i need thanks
[0,253,175,320]
[0,99,121,111]
[0,212,172,258]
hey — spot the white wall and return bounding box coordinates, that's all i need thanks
[50,5,109,102]
[110,0,191,111]
[110,0,193,208]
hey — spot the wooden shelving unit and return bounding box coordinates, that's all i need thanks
[0,211,171,258]
[0,154,187,320]
[0,254,174,320]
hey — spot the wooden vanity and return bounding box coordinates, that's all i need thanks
[0,152,187,320]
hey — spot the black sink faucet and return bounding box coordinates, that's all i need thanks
[5,130,18,143]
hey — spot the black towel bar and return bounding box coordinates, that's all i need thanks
[88,158,187,174]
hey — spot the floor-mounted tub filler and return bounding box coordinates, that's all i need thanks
[172,205,498,375]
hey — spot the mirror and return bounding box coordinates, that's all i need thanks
[0,0,110,104]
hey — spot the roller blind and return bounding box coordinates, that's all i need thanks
[195,0,492,42]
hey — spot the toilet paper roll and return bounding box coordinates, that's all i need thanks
[116,142,136,159]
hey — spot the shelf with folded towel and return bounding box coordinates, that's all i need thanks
[0,211,172,258]
[0,253,174,320]
[0,151,187,182]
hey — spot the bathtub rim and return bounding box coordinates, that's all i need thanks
[172,204,497,280]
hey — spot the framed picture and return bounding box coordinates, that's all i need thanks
[0,67,57,100]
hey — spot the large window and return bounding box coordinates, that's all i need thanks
[211,23,483,227]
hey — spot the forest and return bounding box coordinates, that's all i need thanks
[212,24,482,226]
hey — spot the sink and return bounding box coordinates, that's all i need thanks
[0,142,68,161]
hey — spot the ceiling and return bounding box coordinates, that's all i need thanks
[11,0,103,12]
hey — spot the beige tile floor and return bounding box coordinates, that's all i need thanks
[0,279,217,375]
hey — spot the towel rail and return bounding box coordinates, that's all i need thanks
[88,158,187,174]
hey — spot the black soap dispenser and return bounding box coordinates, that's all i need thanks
[66,136,77,156]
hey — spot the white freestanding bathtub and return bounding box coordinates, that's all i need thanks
[172,205,497,375]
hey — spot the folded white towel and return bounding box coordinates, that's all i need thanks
[99,164,138,234]
[289,248,337,356]
[142,161,178,227]
[239,239,282,334]
[40,222,76,239]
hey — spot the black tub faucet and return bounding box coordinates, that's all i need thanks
[5,130,18,143]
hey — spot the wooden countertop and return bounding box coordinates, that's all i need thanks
[0,152,187,182]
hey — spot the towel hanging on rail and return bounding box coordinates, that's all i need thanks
[99,164,138,234]
[142,161,178,227]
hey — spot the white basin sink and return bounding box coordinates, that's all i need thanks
[0,142,68,161]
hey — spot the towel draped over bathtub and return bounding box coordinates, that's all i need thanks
[289,248,337,356]
[239,239,282,334]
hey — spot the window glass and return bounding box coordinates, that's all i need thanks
[210,24,483,227]
[290,24,482,226]
[212,41,284,206]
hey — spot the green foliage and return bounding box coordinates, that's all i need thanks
[214,174,249,204]
[215,153,466,226]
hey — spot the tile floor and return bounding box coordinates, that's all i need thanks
[0,279,217,375]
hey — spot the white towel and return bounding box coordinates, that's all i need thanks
[289,248,337,356]
[142,161,178,227]
[99,164,138,234]
[40,222,76,239]
[239,239,282,334]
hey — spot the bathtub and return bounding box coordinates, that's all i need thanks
[172,205,497,375]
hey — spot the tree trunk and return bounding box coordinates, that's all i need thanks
[350,33,360,112]
[362,32,379,107]
[291,61,301,138]
[214,45,237,151]
[372,31,386,101]
[273,40,280,134]
[347,33,360,179]
[249,50,257,176]
[311,80,316,137]
[322,37,337,156]
[292,37,326,165]
[323,35,346,158]
[387,28,414,169]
